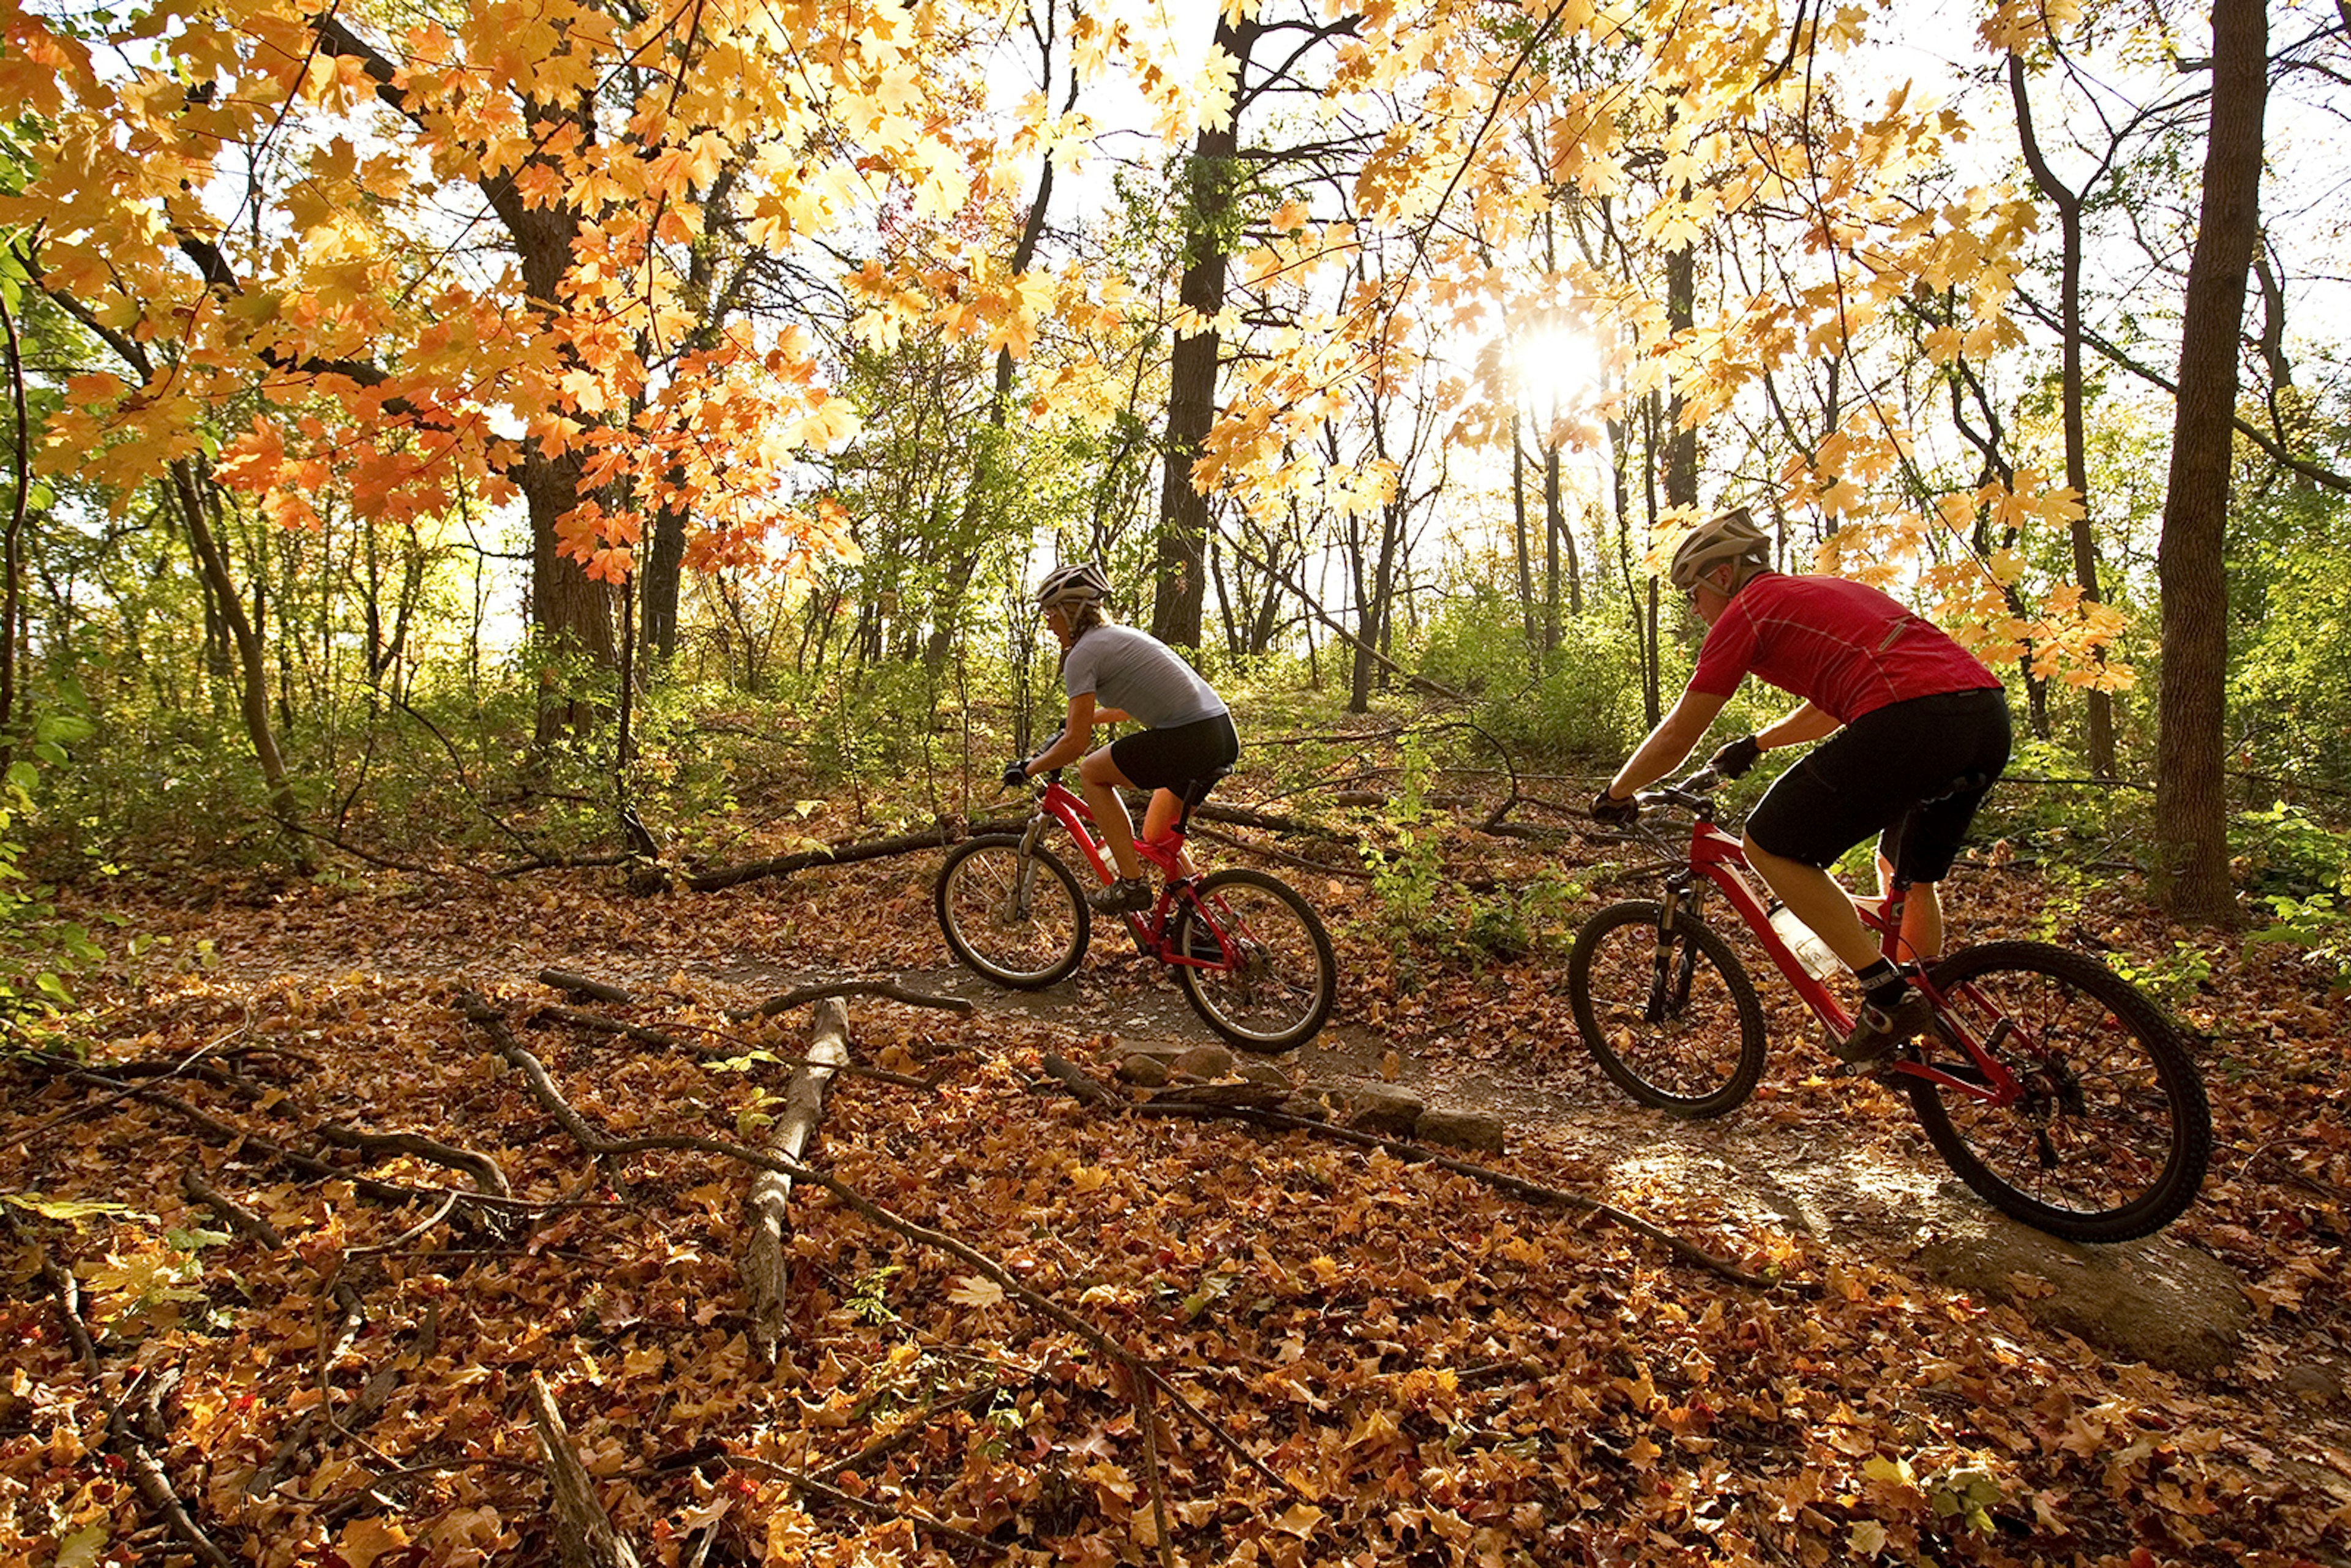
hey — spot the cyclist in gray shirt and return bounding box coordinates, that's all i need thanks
[1006,563,1240,913]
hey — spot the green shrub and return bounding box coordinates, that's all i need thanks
[1418,590,1654,759]
[0,713,107,1018]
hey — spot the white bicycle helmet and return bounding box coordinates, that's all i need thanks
[1035,560,1112,615]
[1668,507,1771,591]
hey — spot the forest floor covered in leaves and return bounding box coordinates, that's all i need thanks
[5,795,2350,1568]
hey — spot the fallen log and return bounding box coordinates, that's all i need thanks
[747,979,973,1018]
[535,1004,939,1089]
[684,826,959,892]
[457,1000,1299,1507]
[529,1373,642,1568]
[745,997,850,1370]
[1038,1057,1768,1288]
[541,970,637,1005]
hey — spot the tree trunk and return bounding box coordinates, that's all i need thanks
[2154,0,2265,925]
[167,459,309,864]
[1664,243,1698,516]
[2008,51,2117,778]
[1153,18,1260,650]
[642,493,686,662]
[1510,413,1537,665]
[0,285,26,759]
[1347,501,1403,714]
[1542,446,1563,651]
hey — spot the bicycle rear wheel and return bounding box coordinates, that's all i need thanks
[1172,868,1337,1052]
[1565,901,1766,1117]
[935,835,1090,989]
[1905,941,2210,1242]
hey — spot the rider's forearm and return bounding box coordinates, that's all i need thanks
[1758,702,1840,751]
[1027,728,1081,771]
[1607,690,1727,798]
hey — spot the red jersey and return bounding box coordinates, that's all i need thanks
[1687,572,2001,724]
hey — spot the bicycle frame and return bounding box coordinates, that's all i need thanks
[1648,773,2027,1107]
[1017,773,1228,969]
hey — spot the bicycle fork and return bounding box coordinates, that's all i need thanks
[1646,876,1701,1023]
[1005,814,1052,918]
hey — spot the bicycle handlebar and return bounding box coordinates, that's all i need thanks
[1636,763,1722,814]
[1007,767,1067,793]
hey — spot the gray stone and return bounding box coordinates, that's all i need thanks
[1343,1082,1425,1137]
[1237,1060,1294,1090]
[1114,1053,1174,1087]
[1417,1108,1506,1153]
[1171,1044,1237,1081]
[1911,1212,2251,1375]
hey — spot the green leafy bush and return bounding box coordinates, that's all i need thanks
[1417,590,1653,759]
[0,713,107,1018]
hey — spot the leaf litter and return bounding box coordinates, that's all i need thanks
[2,831,2348,1567]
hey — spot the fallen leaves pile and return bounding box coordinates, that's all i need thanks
[4,812,2349,1567]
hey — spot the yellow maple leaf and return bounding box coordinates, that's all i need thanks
[947,1274,1005,1309]
[337,1517,410,1568]
[1271,1502,1324,1537]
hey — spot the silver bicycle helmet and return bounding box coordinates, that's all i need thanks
[1035,560,1112,615]
[1667,506,1771,591]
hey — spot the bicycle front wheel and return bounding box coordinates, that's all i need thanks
[935,836,1090,989]
[1905,941,2211,1243]
[1565,901,1766,1117]
[1172,868,1337,1052]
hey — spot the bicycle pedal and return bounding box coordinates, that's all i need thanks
[1834,1052,1907,1081]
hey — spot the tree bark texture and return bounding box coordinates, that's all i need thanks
[2008,51,2117,777]
[528,1373,643,1568]
[1153,17,1261,650]
[2154,0,2265,925]
[167,459,308,854]
[746,997,851,1369]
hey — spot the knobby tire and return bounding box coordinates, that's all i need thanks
[935,835,1091,989]
[1566,901,1768,1117]
[1905,940,2210,1242]
[1172,868,1337,1052]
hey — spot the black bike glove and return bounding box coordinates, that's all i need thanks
[1709,733,1763,780]
[1002,759,1031,789]
[1591,789,1638,826]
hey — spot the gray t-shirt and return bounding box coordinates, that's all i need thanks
[1061,625,1228,730]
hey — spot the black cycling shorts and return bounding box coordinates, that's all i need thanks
[1109,713,1240,797]
[1745,688,2011,883]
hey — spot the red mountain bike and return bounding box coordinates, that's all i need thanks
[1568,765,2210,1242]
[935,768,1337,1052]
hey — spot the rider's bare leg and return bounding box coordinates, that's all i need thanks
[1139,788,1200,879]
[1745,835,1881,972]
[1877,852,1943,964]
[1079,748,1145,880]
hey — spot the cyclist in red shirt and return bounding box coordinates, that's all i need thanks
[1592,508,2012,1063]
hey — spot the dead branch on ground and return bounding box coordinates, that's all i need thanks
[745,997,849,1369]
[530,1373,644,1568]
[534,1003,940,1089]
[455,991,1294,1515]
[747,978,974,1018]
[1036,1057,1768,1288]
